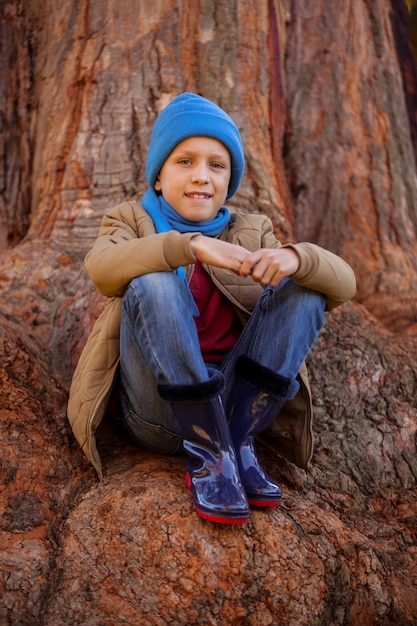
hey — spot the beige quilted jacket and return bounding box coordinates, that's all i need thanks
[67,201,356,479]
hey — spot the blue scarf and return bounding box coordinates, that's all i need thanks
[142,188,231,315]
[142,188,230,235]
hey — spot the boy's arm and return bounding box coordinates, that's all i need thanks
[240,213,356,310]
[190,234,250,272]
[282,242,356,310]
[84,202,197,297]
[193,228,355,311]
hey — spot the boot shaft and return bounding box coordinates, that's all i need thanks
[158,369,249,524]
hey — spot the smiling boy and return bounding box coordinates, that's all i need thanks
[68,93,356,525]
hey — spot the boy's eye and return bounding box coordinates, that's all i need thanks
[174,158,227,169]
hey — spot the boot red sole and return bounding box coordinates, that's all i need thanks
[247,497,281,508]
[195,508,248,524]
[185,473,249,525]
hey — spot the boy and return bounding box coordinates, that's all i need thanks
[68,93,356,525]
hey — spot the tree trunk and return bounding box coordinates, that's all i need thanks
[0,1,416,624]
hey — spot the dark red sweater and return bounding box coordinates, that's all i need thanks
[189,261,243,363]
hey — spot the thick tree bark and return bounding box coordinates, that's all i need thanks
[0,1,416,624]
[283,1,417,333]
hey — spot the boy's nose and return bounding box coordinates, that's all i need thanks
[191,166,209,183]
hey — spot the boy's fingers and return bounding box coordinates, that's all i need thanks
[239,252,261,277]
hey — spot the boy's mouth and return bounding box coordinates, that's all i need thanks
[185,192,212,199]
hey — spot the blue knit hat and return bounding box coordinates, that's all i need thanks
[146,93,245,200]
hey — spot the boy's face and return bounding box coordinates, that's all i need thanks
[154,136,231,222]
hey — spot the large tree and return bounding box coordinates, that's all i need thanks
[1,1,416,624]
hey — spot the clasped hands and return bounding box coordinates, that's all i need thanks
[190,234,300,287]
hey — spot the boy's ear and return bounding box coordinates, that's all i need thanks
[154,176,162,191]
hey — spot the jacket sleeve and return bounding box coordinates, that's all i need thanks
[253,214,356,311]
[84,202,198,297]
[283,242,356,310]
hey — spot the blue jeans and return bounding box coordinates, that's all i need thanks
[118,272,326,453]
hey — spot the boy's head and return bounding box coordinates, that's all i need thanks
[146,93,245,200]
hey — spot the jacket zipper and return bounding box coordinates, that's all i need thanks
[86,366,118,480]
[306,394,315,469]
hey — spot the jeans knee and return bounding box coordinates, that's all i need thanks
[124,272,187,311]
[276,279,325,306]
[128,272,172,298]
[261,280,326,327]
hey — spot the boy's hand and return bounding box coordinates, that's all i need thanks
[239,248,300,286]
[190,235,250,273]
[190,236,300,286]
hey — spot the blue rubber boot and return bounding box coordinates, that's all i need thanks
[158,370,249,525]
[226,355,291,507]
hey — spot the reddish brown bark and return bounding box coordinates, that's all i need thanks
[0,1,416,624]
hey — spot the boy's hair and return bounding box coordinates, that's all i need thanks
[146,92,245,200]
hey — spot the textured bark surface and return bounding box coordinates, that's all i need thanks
[283,1,417,334]
[0,1,416,625]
